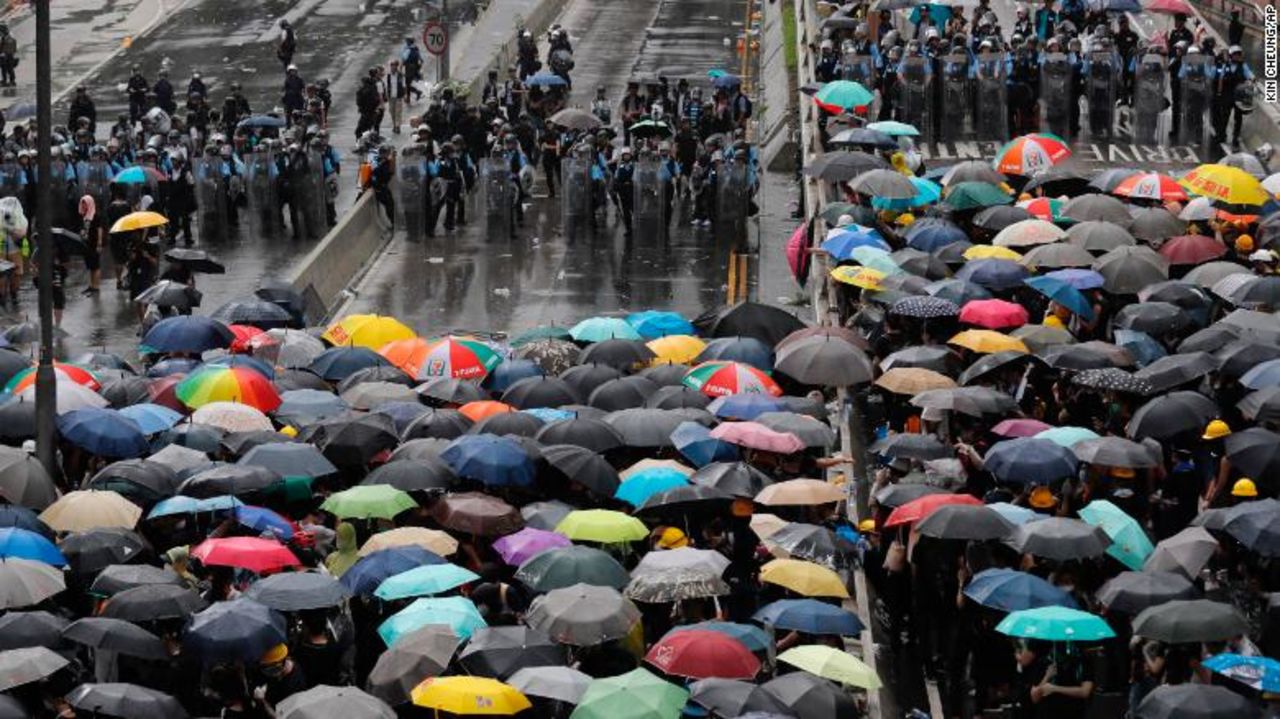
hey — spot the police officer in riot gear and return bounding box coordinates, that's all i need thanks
[127,65,150,124]
[612,147,635,233]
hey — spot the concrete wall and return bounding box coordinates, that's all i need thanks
[463,0,572,100]
[287,192,387,321]
[759,0,797,171]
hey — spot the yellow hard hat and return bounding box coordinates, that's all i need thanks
[896,212,916,227]
[1043,314,1066,329]
[857,518,877,533]
[1232,478,1259,498]
[1202,419,1232,440]
[1235,235,1254,253]
[1028,486,1056,509]
[261,643,288,665]
[657,527,688,549]
[279,425,298,438]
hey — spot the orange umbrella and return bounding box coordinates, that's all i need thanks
[459,401,516,422]
[379,337,432,375]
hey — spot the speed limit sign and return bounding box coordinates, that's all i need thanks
[422,20,448,56]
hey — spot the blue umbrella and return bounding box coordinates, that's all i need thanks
[205,354,276,380]
[1241,358,1280,389]
[184,598,287,662]
[339,546,446,595]
[1044,268,1105,290]
[0,527,67,566]
[118,403,184,435]
[754,598,865,635]
[614,468,689,506]
[963,568,1078,611]
[375,563,480,600]
[57,408,149,458]
[710,73,741,90]
[234,506,294,540]
[484,359,544,393]
[1024,276,1094,320]
[237,115,287,129]
[141,316,234,354]
[696,336,774,371]
[5,102,36,120]
[1114,330,1166,367]
[627,311,694,340]
[955,259,1029,291]
[1202,653,1280,692]
[0,505,53,538]
[275,389,349,425]
[984,437,1079,485]
[671,420,739,467]
[441,434,536,487]
[662,621,770,651]
[821,226,890,260]
[522,407,576,423]
[147,494,243,519]
[307,347,390,381]
[906,219,968,252]
[908,3,952,25]
[707,394,789,420]
[146,357,201,378]
[373,401,432,432]
[378,596,487,645]
[526,71,568,87]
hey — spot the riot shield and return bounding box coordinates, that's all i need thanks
[398,149,426,242]
[1133,54,1167,146]
[940,53,973,142]
[1179,54,1211,150]
[1040,53,1073,140]
[633,157,665,229]
[975,53,1007,140]
[79,160,113,211]
[193,157,228,244]
[0,161,21,200]
[898,57,933,144]
[305,149,327,239]
[715,160,749,242]
[843,55,877,112]
[1087,51,1117,141]
[244,147,281,237]
[48,159,70,228]
[480,157,513,234]
[561,155,592,234]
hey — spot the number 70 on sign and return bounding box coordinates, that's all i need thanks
[422,20,448,56]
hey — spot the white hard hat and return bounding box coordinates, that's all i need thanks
[1229,44,1243,54]
[821,39,834,50]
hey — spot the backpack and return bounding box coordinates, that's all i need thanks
[405,45,422,67]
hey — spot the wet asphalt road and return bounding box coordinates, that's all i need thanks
[343,0,756,338]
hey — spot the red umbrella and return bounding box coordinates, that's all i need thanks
[959,299,1030,329]
[992,418,1054,438]
[644,629,761,679]
[228,325,267,354]
[191,537,300,574]
[884,493,982,528]
[786,221,811,287]
[147,375,187,413]
[1158,235,1226,266]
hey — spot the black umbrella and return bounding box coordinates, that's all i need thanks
[972,205,1033,232]
[1135,684,1261,719]
[917,504,1015,541]
[521,500,576,531]
[589,376,660,411]
[361,458,456,493]
[646,384,713,411]
[458,626,565,679]
[1214,340,1280,378]
[761,672,857,719]
[1113,302,1192,336]
[693,302,807,347]
[470,411,545,438]
[1126,391,1218,441]
[163,247,225,273]
[764,522,851,568]
[178,463,281,498]
[696,336,776,369]
[1021,167,1090,196]
[1072,368,1155,396]
[502,376,583,410]
[88,564,182,597]
[1134,352,1216,394]
[272,368,331,392]
[559,363,624,397]
[689,461,773,498]
[1132,599,1248,643]
[308,413,399,468]
[1096,571,1197,614]
[881,345,954,372]
[62,618,167,660]
[869,433,953,460]
[67,683,188,719]
[1222,498,1280,556]
[133,280,202,311]
[533,417,624,453]
[802,150,888,182]
[640,363,693,387]
[1238,387,1280,422]
[0,695,24,719]
[220,431,295,458]
[958,350,1029,386]
[1038,341,1134,370]
[690,678,795,717]
[400,408,473,441]
[100,584,207,621]
[60,528,150,578]
[255,280,306,323]
[367,625,460,705]
[1073,437,1160,467]
[0,611,69,650]
[242,570,351,611]
[577,339,656,371]
[98,377,154,408]
[416,377,486,405]
[1010,518,1112,561]
[86,460,179,504]
[541,444,621,497]
[873,482,951,508]
[336,365,415,394]
[1224,427,1280,491]
[603,408,687,447]
[183,598,286,663]
[210,298,293,329]
[635,484,734,516]
[388,438,451,463]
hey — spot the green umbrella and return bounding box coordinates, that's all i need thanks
[570,668,690,719]
[814,80,874,112]
[320,485,417,520]
[943,181,1013,211]
[1078,499,1154,571]
[374,564,481,601]
[996,606,1115,642]
[514,545,629,592]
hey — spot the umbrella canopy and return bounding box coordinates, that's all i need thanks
[689,678,794,718]
[379,596,487,645]
[762,672,858,719]
[516,545,629,592]
[277,685,394,719]
[184,598,286,662]
[964,568,1077,611]
[40,490,140,532]
[191,536,299,574]
[0,558,65,609]
[1202,653,1280,694]
[754,598,865,635]
[644,629,760,679]
[61,618,166,660]
[243,571,351,611]
[759,558,848,598]
[459,626,565,680]
[984,437,1079,485]
[778,644,881,689]
[367,625,460,705]
[320,485,417,520]
[1012,517,1112,561]
[525,584,641,646]
[572,668,689,719]
[508,666,593,704]
[1135,684,1262,719]
[1133,599,1249,643]
[1096,571,1197,614]
[0,646,69,692]
[917,504,1015,541]
[411,676,531,715]
[774,335,874,386]
[1145,526,1219,577]
[555,509,648,543]
[996,606,1115,641]
[1079,499,1155,570]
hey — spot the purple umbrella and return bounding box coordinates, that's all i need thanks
[492,527,572,566]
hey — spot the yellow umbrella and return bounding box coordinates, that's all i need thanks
[755,479,845,506]
[948,329,1029,354]
[556,509,649,543]
[873,367,957,395]
[411,676,531,715]
[646,335,706,365]
[760,558,850,598]
[778,645,882,689]
[1179,164,1271,207]
[963,244,1022,261]
[40,490,141,532]
[322,314,416,349]
[620,458,694,480]
[108,211,168,234]
[830,265,886,290]
[358,527,458,557]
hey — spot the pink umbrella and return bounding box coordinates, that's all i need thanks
[491,527,572,566]
[959,299,1030,329]
[786,222,810,286]
[710,422,806,454]
[1144,0,1192,14]
[991,418,1054,438]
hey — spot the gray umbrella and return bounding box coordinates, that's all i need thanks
[1135,683,1261,719]
[1065,220,1137,253]
[910,387,1016,417]
[589,376,661,412]
[67,683,187,719]
[0,447,58,509]
[645,386,711,411]
[0,646,69,692]
[416,377,486,405]
[0,611,69,650]
[941,160,1007,186]
[0,695,24,719]
[1010,518,1112,561]
[1134,352,1216,394]
[870,433,953,461]
[1133,599,1249,643]
[341,381,419,410]
[366,625,460,705]
[603,409,688,448]
[691,678,795,717]
[775,335,874,386]
[764,522,851,568]
[521,500,576,531]
[1144,526,1218,577]
[276,685,395,719]
[958,350,1029,386]
[509,665,593,704]
[917,504,1015,541]
[874,482,950,508]
[1128,207,1185,242]
[515,546,629,592]
[762,672,858,719]
[973,205,1033,232]
[1222,498,1280,557]
[459,626,565,679]
[243,571,351,611]
[524,584,641,646]
[881,345,954,372]
[1064,194,1132,225]
[754,412,835,448]
[1039,340,1135,371]
[238,443,338,479]
[101,584,207,622]
[1096,571,1197,615]
[803,151,888,182]
[1092,246,1169,294]
[1113,302,1192,336]
[61,618,167,660]
[690,461,774,498]
[891,248,950,279]
[1184,261,1252,290]
[1019,242,1096,269]
[849,168,918,199]
[623,569,730,603]
[1072,437,1160,468]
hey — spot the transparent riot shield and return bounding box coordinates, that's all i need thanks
[1040,53,1073,140]
[940,53,973,142]
[975,53,1007,140]
[48,159,70,228]
[193,157,228,244]
[561,155,592,234]
[898,57,933,144]
[716,160,749,242]
[1133,54,1167,146]
[1179,54,1210,150]
[245,147,281,237]
[305,149,327,239]
[398,148,426,242]
[1087,51,1117,141]
[633,157,665,229]
[843,55,877,114]
[0,161,21,200]
[80,160,113,212]
[481,157,513,234]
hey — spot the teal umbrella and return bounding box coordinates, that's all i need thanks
[996,606,1114,641]
[1078,499,1154,571]
[849,246,903,275]
[569,317,642,343]
[814,80,874,112]
[378,596,487,646]
[872,177,942,211]
[944,181,1013,211]
[374,564,481,601]
[866,120,920,137]
[1034,426,1099,448]
[511,326,572,347]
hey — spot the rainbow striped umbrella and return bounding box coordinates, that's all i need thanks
[4,363,100,394]
[993,134,1071,176]
[409,337,503,381]
[683,361,782,398]
[175,365,282,412]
